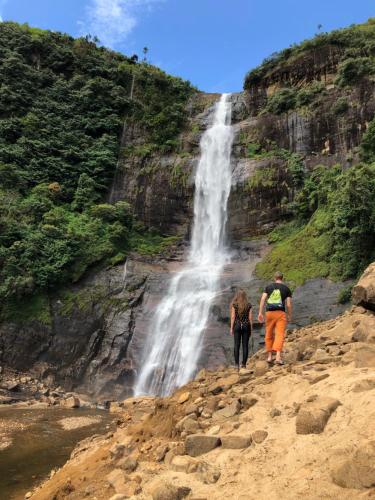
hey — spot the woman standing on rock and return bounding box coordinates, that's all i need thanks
[230,289,253,370]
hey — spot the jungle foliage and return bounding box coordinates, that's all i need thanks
[0,22,193,308]
[256,162,375,285]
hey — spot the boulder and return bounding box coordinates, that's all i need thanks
[270,408,281,418]
[185,434,221,457]
[60,396,80,409]
[109,495,127,500]
[109,444,126,461]
[212,400,240,422]
[220,435,252,449]
[252,430,268,443]
[207,374,239,395]
[178,392,191,404]
[352,262,375,310]
[117,456,138,472]
[184,403,199,416]
[296,397,341,435]
[239,393,258,410]
[331,441,375,489]
[149,480,191,500]
[176,415,200,433]
[254,361,269,377]
[197,462,221,484]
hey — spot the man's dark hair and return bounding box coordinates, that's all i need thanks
[274,271,283,280]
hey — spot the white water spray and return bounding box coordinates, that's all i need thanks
[134,94,234,397]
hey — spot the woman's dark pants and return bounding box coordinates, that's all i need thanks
[234,324,251,366]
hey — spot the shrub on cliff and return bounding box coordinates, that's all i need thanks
[257,163,375,284]
[244,19,375,90]
[335,57,375,87]
[360,117,375,162]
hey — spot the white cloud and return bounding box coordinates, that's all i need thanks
[0,0,8,22]
[80,0,163,48]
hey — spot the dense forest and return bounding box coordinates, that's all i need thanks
[246,20,375,288]
[0,22,194,317]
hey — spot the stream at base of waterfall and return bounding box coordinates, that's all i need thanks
[134,94,234,397]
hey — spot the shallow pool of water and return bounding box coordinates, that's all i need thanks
[0,406,115,500]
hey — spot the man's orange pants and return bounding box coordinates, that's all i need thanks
[265,311,287,352]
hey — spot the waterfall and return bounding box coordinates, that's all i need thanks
[134,94,234,397]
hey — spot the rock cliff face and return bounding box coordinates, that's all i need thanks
[1,40,372,399]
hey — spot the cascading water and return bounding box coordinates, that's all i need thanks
[134,93,234,397]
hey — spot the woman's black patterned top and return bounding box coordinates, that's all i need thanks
[233,303,252,327]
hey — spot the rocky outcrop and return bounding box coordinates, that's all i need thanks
[27,273,375,499]
[352,262,375,311]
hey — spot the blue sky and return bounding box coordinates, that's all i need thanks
[0,0,373,92]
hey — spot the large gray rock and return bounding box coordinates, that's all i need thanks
[296,397,341,435]
[185,434,221,457]
[220,435,252,449]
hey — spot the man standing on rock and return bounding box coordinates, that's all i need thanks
[258,271,292,365]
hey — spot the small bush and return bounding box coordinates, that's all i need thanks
[264,88,296,115]
[332,97,349,115]
[295,81,324,107]
[337,285,352,304]
[335,57,375,86]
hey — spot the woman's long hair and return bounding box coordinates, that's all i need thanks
[231,289,249,316]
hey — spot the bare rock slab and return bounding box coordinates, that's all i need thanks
[296,397,341,435]
[220,435,252,449]
[185,434,221,457]
[331,441,375,489]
